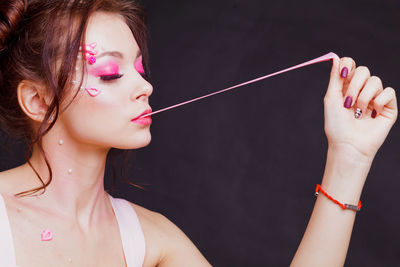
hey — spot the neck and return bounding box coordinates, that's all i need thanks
[17,122,112,229]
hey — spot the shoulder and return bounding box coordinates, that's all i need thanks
[0,164,33,195]
[0,168,20,195]
[129,202,184,239]
[128,202,211,267]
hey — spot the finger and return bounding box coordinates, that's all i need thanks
[325,57,356,100]
[339,57,356,94]
[372,87,397,118]
[355,76,383,118]
[325,57,342,99]
[344,66,370,109]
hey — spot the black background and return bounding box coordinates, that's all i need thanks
[1,0,400,266]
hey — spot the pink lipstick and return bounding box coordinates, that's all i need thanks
[131,109,152,125]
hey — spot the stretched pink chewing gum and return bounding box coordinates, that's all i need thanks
[143,52,340,118]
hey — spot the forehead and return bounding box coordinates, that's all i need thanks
[85,11,139,58]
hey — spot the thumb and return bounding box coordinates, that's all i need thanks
[325,57,344,99]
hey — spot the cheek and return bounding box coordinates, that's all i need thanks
[63,88,131,143]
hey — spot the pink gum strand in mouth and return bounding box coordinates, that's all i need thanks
[140,52,339,118]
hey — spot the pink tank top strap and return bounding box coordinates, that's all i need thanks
[0,193,18,266]
[108,194,146,267]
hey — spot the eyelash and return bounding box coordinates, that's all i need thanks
[139,72,148,79]
[100,74,124,81]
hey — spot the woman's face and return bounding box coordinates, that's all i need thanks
[60,11,153,150]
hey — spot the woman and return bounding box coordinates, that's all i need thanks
[0,0,396,266]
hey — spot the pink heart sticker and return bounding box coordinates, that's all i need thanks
[41,229,53,241]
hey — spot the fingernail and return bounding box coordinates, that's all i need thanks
[371,109,377,118]
[344,96,352,108]
[355,108,362,119]
[341,67,348,78]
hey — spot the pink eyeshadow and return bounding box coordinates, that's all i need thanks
[89,61,119,76]
[134,56,145,74]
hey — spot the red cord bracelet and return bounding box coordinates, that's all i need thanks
[315,184,362,211]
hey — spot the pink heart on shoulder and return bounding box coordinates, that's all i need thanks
[41,229,53,241]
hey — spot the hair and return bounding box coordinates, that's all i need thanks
[0,0,149,197]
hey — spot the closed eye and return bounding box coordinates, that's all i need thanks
[100,74,124,81]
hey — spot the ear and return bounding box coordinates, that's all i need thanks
[17,80,51,122]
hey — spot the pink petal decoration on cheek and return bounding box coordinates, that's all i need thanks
[87,43,97,50]
[41,229,53,241]
[88,56,96,65]
[85,87,102,97]
[134,56,145,74]
[80,42,98,65]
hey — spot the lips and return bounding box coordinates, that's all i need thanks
[131,109,152,121]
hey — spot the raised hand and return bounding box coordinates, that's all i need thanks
[324,57,397,162]
[291,56,397,267]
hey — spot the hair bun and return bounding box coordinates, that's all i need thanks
[0,0,26,51]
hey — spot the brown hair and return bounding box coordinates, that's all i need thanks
[0,0,149,197]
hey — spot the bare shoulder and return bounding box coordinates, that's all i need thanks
[0,171,8,190]
[128,202,211,267]
[129,202,186,238]
[0,167,22,194]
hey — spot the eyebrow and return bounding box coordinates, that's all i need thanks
[96,51,123,59]
[96,50,142,60]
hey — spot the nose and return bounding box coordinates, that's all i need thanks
[132,77,153,101]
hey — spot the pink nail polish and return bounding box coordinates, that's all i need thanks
[341,67,348,78]
[344,96,352,108]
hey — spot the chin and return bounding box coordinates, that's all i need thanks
[115,131,152,149]
[137,134,152,148]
